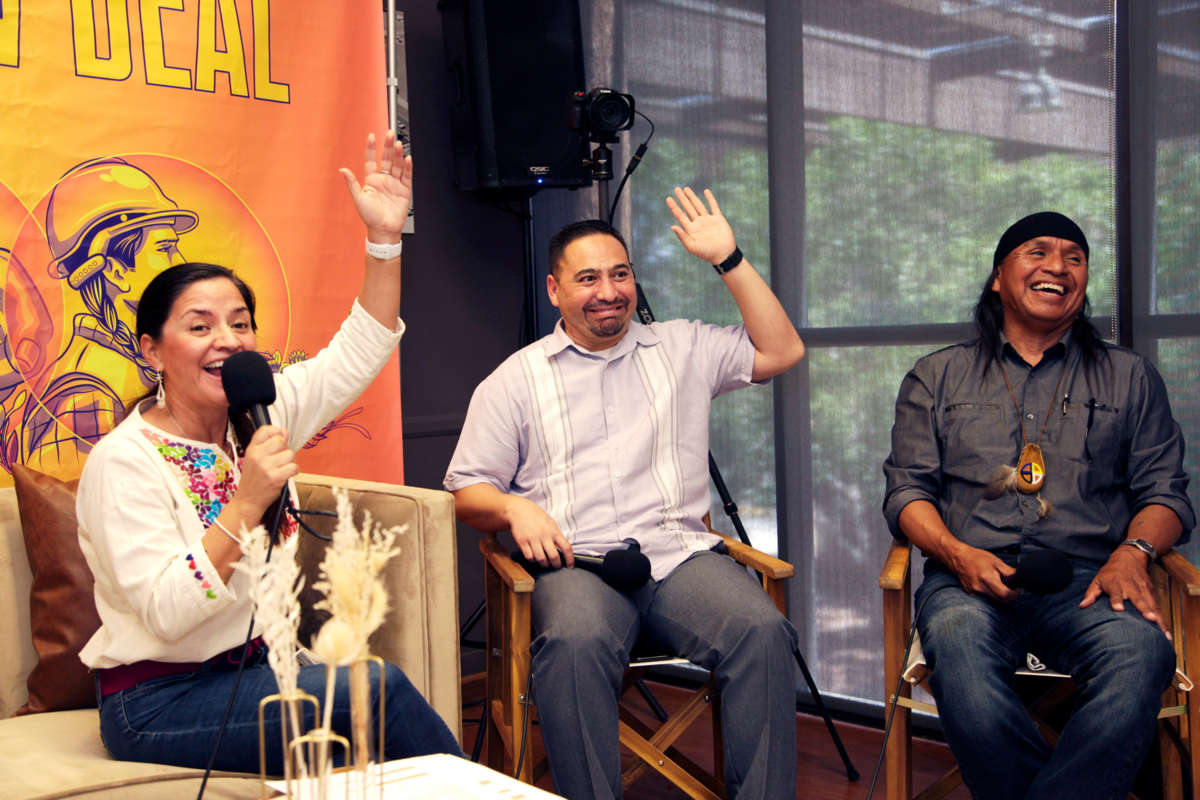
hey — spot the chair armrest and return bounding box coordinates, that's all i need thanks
[1159,550,1200,597]
[722,537,794,579]
[479,534,536,593]
[880,539,911,592]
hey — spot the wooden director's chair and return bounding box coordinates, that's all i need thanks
[879,540,1200,800]
[480,521,853,799]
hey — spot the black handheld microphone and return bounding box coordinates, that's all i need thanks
[513,539,651,592]
[221,350,289,543]
[577,540,651,592]
[221,350,276,430]
[1001,549,1072,594]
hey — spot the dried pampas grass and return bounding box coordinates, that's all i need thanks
[234,521,312,783]
[310,487,404,773]
[235,522,304,695]
[310,487,404,666]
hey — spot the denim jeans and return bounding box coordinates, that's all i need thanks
[97,646,463,775]
[915,558,1175,800]
[529,549,799,800]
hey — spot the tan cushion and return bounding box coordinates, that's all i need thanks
[11,465,99,714]
[0,473,460,796]
[0,709,258,799]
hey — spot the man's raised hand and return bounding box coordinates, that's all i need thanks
[666,186,738,265]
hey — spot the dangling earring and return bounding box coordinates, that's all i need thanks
[156,371,166,408]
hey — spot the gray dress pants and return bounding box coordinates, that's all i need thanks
[529,549,799,799]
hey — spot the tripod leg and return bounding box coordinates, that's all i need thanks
[470,702,487,762]
[634,678,670,722]
[795,648,860,781]
[461,598,486,642]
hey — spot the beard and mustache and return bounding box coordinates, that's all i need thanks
[584,299,630,338]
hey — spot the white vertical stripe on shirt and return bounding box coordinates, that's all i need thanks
[520,349,579,542]
[632,345,699,549]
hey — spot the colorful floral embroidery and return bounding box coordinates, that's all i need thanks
[186,553,217,600]
[142,429,238,527]
[143,426,298,601]
[144,428,239,601]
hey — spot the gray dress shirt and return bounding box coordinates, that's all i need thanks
[445,318,760,580]
[883,332,1194,566]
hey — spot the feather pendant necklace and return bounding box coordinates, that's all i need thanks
[985,354,1068,518]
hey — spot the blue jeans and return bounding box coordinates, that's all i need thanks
[97,646,463,774]
[915,559,1175,800]
[529,549,799,800]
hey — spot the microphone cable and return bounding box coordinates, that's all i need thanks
[513,666,536,779]
[195,494,288,800]
[287,505,339,541]
[606,110,655,225]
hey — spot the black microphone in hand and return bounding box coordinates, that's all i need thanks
[221,351,277,430]
[1001,549,1072,594]
[513,539,651,592]
[221,351,289,542]
[576,540,651,592]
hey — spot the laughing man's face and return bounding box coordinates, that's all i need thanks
[991,235,1088,341]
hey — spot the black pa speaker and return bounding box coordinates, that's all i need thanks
[440,0,592,193]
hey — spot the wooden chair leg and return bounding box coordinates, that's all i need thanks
[883,576,912,799]
[483,560,532,782]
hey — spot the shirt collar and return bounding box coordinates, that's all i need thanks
[542,319,660,359]
[1000,326,1073,367]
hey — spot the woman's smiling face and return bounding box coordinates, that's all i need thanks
[140,277,258,418]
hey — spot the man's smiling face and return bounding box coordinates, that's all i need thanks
[546,232,637,351]
[991,235,1088,341]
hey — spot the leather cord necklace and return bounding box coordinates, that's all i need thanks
[987,352,1069,516]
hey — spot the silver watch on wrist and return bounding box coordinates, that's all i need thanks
[1120,538,1157,561]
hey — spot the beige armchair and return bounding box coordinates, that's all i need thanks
[0,471,461,800]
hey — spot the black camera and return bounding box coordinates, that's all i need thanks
[570,88,636,142]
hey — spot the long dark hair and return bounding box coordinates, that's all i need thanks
[972,268,1108,371]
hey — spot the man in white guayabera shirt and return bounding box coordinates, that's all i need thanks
[445,187,806,800]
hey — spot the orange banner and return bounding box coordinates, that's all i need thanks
[0,1,403,485]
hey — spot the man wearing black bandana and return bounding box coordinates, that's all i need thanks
[882,211,1194,799]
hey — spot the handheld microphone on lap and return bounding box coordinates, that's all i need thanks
[1000,549,1073,594]
[513,539,651,592]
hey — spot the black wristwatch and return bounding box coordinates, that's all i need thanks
[712,246,743,275]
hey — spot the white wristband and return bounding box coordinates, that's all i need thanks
[213,517,242,546]
[365,238,403,260]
